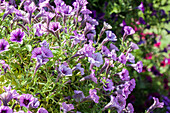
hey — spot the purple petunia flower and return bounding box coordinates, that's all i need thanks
[40,40,49,49]
[101,77,114,91]
[88,53,103,67]
[115,94,126,112]
[109,43,119,51]
[77,40,95,57]
[26,2,36,13]
[103,95,115,111]
[0,39,9,53]
[70,30,86,47]
[84,22,95,35]
[147,97,164,113]
[118,53,127,64]
[100,58,110,74]
[103,21,112,30]
[124,26,135,36]
[72,63,84,75]
[49,22,62,32]
[10,28,25,43]
[0,106,12,113]
[130,42,139,50]
[127,61,143,73]
[80,69,97,83]
[108,50,117,61]
[37,107,48,113]
[39,0,54,11]
[61,102,74,112]
[101,46,110,56]
[60,5,74,17]
[88,89,99,103]
[117,68,130,81]
[1,86,19,106]
[126,103,134,113]
[138,2,145,13]
[31,47,53,59]
[103,95,126,112]
[19,94,34,108]
[72,90,85,102]
[33,23,46,36]
[126,53,135,64]
[125,79,136,92]
[120,20,126,27]
[29,97,40,108]
[105,31,117,41]
[58,64,72,77]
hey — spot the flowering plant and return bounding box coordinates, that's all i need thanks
[0,0,166,113]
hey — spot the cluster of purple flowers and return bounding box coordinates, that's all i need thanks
[0,0,165,112]
[0,86,48,113]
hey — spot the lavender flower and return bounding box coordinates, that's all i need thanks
[72,90,85,102]
[58,64,72,76]
[0,39,9,53]
[37,107,48,113]
[138,2,145,13]
[124,26,135,36]
[19,94,34,108]
[146,97,164,113]
[0,106,12,113]
[10,28,25,43]
[88,89,99,103]
[118,53,127,64]
[88,53,103,67]
[61,102,74,113]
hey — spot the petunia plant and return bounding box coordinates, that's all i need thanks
[0,0,166,113]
